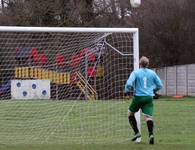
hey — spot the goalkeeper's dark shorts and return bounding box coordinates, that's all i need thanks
[128,96,153,117]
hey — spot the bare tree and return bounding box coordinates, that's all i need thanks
[133,0,195,67]
[0,0,194,66]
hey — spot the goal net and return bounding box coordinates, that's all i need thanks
[0,26,139,145]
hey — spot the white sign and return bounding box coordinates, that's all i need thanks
[11,80,50,100]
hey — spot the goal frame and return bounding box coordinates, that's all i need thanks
[0,26,141,140]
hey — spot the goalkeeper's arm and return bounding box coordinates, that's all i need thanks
[124,71,136,93]
[153,73,163,99]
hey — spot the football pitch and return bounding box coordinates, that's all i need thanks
[0,97,195,150]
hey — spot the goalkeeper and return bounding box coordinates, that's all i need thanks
[124,56,162,144]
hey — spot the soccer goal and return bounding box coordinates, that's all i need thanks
[0,26,140,144]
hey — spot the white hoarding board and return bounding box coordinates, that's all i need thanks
[11,80,50,100]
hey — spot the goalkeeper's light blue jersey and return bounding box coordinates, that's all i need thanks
[125,68,163,96]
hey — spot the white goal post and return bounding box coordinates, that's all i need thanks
[0,26,140,144]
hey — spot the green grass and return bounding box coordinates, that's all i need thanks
[0,97,195,150]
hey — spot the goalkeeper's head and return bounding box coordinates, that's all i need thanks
[139,56,149,68]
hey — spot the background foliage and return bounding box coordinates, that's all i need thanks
[0,0,195,67]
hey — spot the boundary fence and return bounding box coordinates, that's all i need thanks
[155,64,195,96]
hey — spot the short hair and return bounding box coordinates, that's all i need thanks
[139,56,149,68]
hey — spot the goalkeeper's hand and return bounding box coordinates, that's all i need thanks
[124,91,131,100]
[124,84,131,93]
[153,89,160,99]
[124,91,130,97]
[124,85,133,99]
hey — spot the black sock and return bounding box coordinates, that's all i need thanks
[147,120,154,136]
[128,115,139,134]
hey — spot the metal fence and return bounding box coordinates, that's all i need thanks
[155,64,195,96]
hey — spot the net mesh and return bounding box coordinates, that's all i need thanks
[0,28,136,145]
